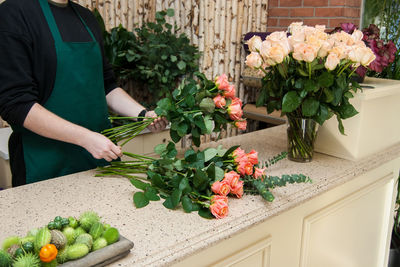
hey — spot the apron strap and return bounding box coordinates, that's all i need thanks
[38,0,97,44]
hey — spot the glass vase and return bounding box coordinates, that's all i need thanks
[286,115,318,162]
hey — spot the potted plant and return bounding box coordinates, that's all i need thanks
[245,22,376,162]
[94,9,200,110]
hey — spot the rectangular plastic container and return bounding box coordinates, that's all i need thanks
[314,77,400,161]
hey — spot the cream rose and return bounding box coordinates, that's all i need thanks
[288,21,304,34]
[247,35,262,52]
[245,52,263,68]
[324,52,340,70]
[349,46,376,66]
[351,30,363,42]
[267,31,291,55]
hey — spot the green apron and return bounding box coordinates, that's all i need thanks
[15,0,111,184]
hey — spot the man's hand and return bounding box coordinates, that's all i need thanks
[80,131,122,162]
[145,110,168,133]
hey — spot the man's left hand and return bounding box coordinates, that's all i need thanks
[146,110,168,133]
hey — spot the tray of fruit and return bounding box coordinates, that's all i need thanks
[0,211,134,267]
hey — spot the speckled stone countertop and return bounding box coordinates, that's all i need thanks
[1,125,400,266]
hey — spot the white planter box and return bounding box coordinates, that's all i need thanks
[314,77,400,161]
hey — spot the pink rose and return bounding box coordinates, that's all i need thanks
[234,119,247,130]
[215,74,229,90]
[211,195,228,204]
[227,100,243,121]
[293,43,318,62]
[211,181,230,196]
[222,171,240,188]
[246,149,258,165]
[213,95,226,108]
[253,167,266,179]
[324,52,340,71]
[222,84,236,99]
[230,180,244,198]
[210,199,229,219]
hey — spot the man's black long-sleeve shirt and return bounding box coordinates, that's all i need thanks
[0,0,118,185]
[0,0,117,126]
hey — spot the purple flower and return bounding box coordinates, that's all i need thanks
[340,23,357,34]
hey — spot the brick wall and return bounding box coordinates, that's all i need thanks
[267,0,362,32]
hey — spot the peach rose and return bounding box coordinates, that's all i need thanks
[237,160,253,176]
[210,199,229,219]
[259,40,272,59]
[265,45,286,65]
[293,43,318,62]
[211,180,230,196]
[329,45,347,60]
[230,180,244,198]
[324,52,340,70]
[253,167,266,179]
[232,147,246,163]
[245,52,263,68]
[247,35,262,52]
[211,195,228,204]
[266,31,291,55]
[213,95,226,108]
[246,149,258,165]
[318,39,334,58]
[288,32,306,49]
[234,119,247,130]
[215,74,230,90]
[223,171,240,188]
[349,46,376,66]
[351,30,363,42]
[223,84,236,99]
[288,22,304,35]
[227,99,243,121]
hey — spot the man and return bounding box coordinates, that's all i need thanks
[0,0,167,186]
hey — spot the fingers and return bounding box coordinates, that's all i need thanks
[146,110,168,133]
[83,132,122,162]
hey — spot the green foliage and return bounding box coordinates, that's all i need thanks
[258,58,360,134]
[94,8,200,108]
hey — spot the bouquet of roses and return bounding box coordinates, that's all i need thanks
[96,142,311,219]
[245,22,376,134]
[102,72,246,146]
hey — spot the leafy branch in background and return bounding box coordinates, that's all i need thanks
[93,8,200,109]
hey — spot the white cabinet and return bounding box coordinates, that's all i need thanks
[173,158,399,267]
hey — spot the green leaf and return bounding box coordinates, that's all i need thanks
[304,79,318,92]
[170,129,181,143]
[163,197,174,209]
[184,149,197,162]
[154,143,167,155]
[144,187,160,201]
[149,172,167,189]
[173,160,183,171]
[177,122,189,137]
[252,180,275,202]
[301,97,320,117]
[314,104,331,125]
[338,104,358,119]
[256,87,267,107]
[337,116,345,135]
[157,98,172,111]
[130,178,149,190]
[294,79,303,89]
[207,163,225,181]
[204,116,214,134]
[198,208,214,219]
[193,170,209,190]
[204,148,218,162]
[282,91,301,113]
[222,145,240,158]
[133,192,149,208]
[161,55,168,60]
[323,88,334,103]
[179,178,192,194]
[170,55,177,62]
[184,95,195,107]
[317,72,334,87]
[297,68,309,77]
[177,61,186,70]
[182,195,194,213]
[199,98,215,113]
[171,189,182,207]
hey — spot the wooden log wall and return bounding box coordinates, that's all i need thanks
[74,0,268,142]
